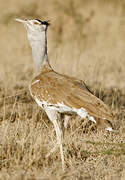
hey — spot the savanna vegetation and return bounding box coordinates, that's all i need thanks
[0,0,125,179]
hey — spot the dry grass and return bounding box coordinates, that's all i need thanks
[0,0,125,179]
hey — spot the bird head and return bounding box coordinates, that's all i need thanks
[15,18,50,44]
[15,18,50,32]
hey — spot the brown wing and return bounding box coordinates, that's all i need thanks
[30,71,113,120]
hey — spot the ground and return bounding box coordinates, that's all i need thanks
[0,0,125,179]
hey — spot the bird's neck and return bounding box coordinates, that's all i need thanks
[29,31,52,75]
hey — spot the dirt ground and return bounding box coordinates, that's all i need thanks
[0,0,125,179]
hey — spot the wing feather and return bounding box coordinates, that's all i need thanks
[30,71,113,120]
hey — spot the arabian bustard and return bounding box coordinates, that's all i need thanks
[15,18,113,170]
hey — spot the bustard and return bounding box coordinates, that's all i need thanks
[15,18,113,170]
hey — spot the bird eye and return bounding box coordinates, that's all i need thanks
[34,21,39,25]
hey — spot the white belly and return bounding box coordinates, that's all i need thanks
[34,96,96,123]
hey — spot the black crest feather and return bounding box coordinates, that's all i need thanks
[35,19,50,26]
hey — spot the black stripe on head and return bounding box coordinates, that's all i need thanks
[35,19,50,26]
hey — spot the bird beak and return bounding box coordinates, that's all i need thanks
[15,18,27,24]
[15,18,29,29]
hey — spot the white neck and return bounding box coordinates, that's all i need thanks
[27,30,49,75]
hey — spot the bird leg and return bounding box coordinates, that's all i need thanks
[53,119,64,170]
[46,113,65,158]
[60,113,65,138]
[44,108,65,170]
[46,113,71,158]
[64,114,70,129]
